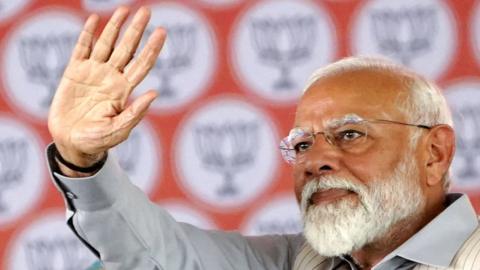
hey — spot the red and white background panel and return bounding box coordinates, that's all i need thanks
[0,0,479,268]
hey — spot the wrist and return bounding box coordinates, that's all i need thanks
[55,143,105,168]
[53,144,107,175]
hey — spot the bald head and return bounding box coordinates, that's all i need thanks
[302,56,453,127]
[300,68,412,123]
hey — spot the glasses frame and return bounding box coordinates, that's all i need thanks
[279,118,433,164]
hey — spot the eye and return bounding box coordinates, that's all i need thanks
[336,129,365,142]
[294,141,312,153]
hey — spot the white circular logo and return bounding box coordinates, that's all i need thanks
[444,80,480,189]
[175,97,279,211]
[241,194,302,236]
[1,9,82,121]
[472,1,480,65]
[231,0,336,104]
[7,211,97,270]
[134,2,217,113]
[351,0,456,80]
[111,120,161,195]
[0,116,44,227]
[159,200,217,230]
[82,0,134,13]
[0,0,30,22]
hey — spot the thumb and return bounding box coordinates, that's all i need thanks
[111,90,157,144]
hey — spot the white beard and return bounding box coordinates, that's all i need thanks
[301,154,426,257]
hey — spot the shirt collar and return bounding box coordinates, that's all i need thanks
[379,193,478,268]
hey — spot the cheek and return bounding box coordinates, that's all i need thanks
[293,166,305,204]
[342,148,402,185]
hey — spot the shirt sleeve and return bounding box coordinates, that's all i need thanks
[46,144,304,270]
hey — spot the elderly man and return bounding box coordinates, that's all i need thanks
[48,6,480,270]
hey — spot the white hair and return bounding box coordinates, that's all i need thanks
[303,56,453,190]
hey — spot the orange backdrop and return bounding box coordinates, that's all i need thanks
[1,0,480,268]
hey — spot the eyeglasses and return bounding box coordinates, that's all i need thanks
[279,118,432,164]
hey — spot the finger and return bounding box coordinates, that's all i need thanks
[90,6,130,62]
[111,90,157,144]
[70,14,100,61]
[109,7,151,70]
[124,28,166,87]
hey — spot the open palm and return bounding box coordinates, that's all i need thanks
[48,7,166,167]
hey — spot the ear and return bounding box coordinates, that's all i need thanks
[424,125,455,187]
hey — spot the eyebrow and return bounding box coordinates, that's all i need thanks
[324,113,365,129]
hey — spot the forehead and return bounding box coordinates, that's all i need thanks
[295,69,410,126]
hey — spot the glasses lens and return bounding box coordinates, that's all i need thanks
[330,122,368,152]
[279,128,314,164]
[279,137,295,164]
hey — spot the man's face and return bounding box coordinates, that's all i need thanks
[293,69,427,255]
[293,69,418,206]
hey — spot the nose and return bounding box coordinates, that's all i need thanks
[300,140,341,178]
[293,139,341,204]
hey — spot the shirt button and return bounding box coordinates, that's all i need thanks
[66,192,77,199]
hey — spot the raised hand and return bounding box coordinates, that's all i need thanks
[48,6,166,171]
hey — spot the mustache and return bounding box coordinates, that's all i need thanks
[300,176,367,213]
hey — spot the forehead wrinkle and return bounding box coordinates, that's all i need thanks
[295,96,335,118]
[293,113,365,131]
[294,110,400,130]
